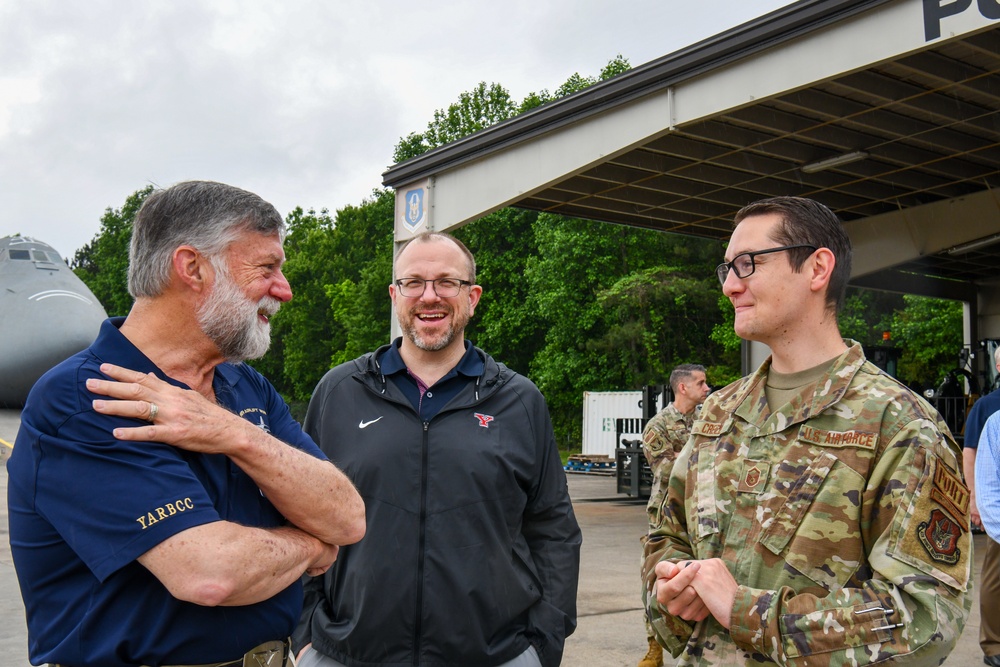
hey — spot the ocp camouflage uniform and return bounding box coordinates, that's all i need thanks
[642,342,972,666]
[642,402,699,643]
[643,403,698,529]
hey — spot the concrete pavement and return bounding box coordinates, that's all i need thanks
[1,408,30,667]
[564,475,986,666]
[0,408,987,666]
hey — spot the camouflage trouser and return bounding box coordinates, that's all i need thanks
[642,468,668,640]
[641,533,654,638]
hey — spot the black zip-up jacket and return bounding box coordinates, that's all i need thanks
[294,342,581,667]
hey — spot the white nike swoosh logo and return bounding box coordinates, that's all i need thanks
[358,417,384,429]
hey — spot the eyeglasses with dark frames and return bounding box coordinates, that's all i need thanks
[394,277,473,298]
[715,244,817,286]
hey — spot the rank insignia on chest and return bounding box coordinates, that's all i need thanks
[738,460,770,494]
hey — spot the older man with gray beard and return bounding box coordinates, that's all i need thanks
[7,180,365,667]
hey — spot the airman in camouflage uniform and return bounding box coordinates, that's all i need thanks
[639,365,710,667]
[642,365,710,529]
[642,196,971,666]
[643,401,696,530]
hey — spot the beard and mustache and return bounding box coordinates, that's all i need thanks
[197,259,280,363]
[397,302,471,352]
[197,258,474,361]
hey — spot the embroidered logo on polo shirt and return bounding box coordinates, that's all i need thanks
[474,413,494,428]
[240,407,271,433]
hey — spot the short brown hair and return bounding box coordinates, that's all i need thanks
[394,232,476,284]
[734,196,852,314]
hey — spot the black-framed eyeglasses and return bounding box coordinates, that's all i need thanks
[715,244,817,286]
[394,277,473,297]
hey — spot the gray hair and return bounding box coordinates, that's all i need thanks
[669,363,706,394]
[128,181,285,298]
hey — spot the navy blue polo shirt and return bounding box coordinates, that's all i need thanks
[966,388,1000,450]
[7,318,326,667]
[379,338,484,420]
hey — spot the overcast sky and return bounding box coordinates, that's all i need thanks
[0,1,794,260]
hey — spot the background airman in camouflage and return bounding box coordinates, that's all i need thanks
[643,364,711,530]
[638,364,711,667]
[642,196,971,666]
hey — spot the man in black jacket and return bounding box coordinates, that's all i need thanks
[295,231,581,667]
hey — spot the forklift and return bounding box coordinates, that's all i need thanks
[615,385,669,499]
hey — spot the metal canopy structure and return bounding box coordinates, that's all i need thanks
[383,0,1000,299]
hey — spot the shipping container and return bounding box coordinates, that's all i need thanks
[581,391,644,458]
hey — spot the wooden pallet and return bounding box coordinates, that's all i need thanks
[564,454,616,474]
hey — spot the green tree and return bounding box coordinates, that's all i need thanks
[251,206,340,400]
[590,266,730,387]
[838,288,904,346]
[453,207,544,374]
[327,190,395,367]
[72,186,153,316]
[518,55,631,113]
[393,82,517,163]
[890,295,964,388]
[395,55,633,160]
[526,216,726,445]
[255,190,396,403]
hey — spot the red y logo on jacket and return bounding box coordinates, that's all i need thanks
[474,413,494,428]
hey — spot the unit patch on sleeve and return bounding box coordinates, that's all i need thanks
[917,508,962,565]
[930,462,970,529]
[913,460,969,565]
[889,454,971,591]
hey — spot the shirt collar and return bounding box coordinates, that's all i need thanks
[379,337,483,379]
[91,316,242,391]
[731,339,865,432]
[92,317,158,373]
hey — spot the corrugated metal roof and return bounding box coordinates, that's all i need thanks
[383,0,1000,284]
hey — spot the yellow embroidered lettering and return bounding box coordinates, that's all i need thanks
[136,498,195,529]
